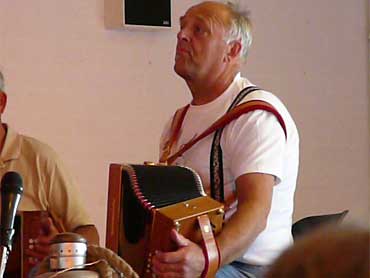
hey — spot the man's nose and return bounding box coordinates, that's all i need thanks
[177,28,189,42]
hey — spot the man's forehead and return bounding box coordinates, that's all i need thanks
[0,72,4,92]
[179,13,208,25]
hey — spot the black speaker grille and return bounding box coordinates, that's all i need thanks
[125,0,171,27]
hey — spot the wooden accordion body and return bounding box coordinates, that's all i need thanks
[106,163,224,277]
[6,211,48,278]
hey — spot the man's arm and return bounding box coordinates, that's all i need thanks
[73,224,100,245]
[217,172,274,265]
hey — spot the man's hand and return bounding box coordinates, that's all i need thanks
[25,217,58,265]
[73,224,100,246]
[152,229,205,278]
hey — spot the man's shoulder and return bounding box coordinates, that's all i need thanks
[231,85,299,141]
[232,76,281,105]
[236,86,291,117]
[237,86,280,105]
[18,133,59,160]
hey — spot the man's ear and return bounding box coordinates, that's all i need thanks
[226,40,242,61]
[0,92,7,114]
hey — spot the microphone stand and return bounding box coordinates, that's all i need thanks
[0,245,9,278]
[0,228,14,278]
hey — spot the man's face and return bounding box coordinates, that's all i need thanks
[174,3,230,81]
[0,91,6,115]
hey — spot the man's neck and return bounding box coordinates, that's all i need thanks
[187,70,238,106]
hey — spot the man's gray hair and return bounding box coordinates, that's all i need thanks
[0,71,4,91]
[224,1,253,60]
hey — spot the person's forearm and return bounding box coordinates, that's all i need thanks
[216,201,269,266]
[73,225,100,245]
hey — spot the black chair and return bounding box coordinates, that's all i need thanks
[292,210,349,240]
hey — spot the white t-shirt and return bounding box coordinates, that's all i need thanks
[159,73,299,265]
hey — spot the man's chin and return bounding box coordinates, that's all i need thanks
[174,64,189,79]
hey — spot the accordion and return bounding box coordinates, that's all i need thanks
[6,211,48,278]
[106,163,224,278]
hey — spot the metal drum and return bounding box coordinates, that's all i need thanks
[49,233,87,271]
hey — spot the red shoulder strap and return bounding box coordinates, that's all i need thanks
[162,100,287,165]
[159,104,190,163]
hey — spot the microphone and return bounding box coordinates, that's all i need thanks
[0,171,23,278]
[0,171,23,250]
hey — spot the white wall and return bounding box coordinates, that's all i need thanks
[0,0,368,245]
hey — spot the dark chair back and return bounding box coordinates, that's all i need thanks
[292,210,349,240]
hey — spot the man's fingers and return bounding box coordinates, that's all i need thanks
[152,260,184,276]
[152,230,204,277]
[41,216,59,236]
[36,235,53,245]
[154,249,184,264]
[25,234,52,265]
[170,229,189,248]
[32,242,50,255]
[48,217,59,235]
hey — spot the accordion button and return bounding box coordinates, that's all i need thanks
[217,208,225,215]
[174,221,181,231]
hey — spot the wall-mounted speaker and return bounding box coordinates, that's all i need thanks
[105,0,171,30]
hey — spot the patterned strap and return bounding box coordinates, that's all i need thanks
[210,86,287,204]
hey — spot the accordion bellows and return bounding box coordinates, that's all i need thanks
[106,163,224,277]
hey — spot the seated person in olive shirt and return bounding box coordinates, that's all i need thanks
[0,70,99,265]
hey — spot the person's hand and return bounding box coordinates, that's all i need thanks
[25,217,59,265]
[152,228,205,278]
